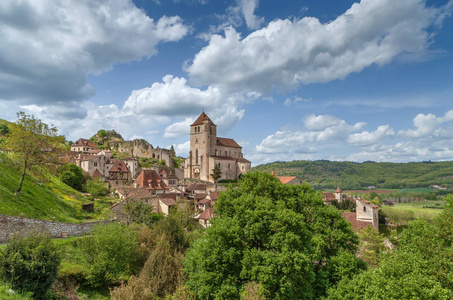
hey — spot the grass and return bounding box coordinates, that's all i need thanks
[0,153,114,223]
[381,200,445,223]
[0,281,32,300]
[398,187,436,193]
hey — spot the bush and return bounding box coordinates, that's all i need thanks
[0,231,61,299]
[58,163,85,191]
[78,223,137,286]
[83,178,109,198]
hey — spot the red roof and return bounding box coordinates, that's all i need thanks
[90,169,103,179]
[160,198,176,207]
[135,170,169,190]
[198,208,213,220]
[335,187,342,193]
[109,160,129,173]
[191,112,215,126]
[117,188,152,199]
[186,183,207,192]
[216,137,241,148]
[322,193,336,201]
[210,191,220,201]
[271,171,299,185]
[342,212,373,232]
[199,198,211,205]
[72,138,97,148]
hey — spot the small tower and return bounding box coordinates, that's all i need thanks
[334,187,342,201]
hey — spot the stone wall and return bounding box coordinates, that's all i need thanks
[117,139,175,167]
[0,215,113,242]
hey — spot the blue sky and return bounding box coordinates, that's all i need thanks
[0,0,452,166]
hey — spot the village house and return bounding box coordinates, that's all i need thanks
[134,169,170,195]
[70,138,98,153]
[342,199,379,231]
[271,171,302,185]
[322,187,356,205]
[184,112,251,183]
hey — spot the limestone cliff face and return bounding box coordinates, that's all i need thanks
[117,139,175,167]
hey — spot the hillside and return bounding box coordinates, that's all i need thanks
[0,153,112,223]
[253,160,453,190]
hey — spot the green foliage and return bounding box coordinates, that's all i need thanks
[0,280,32,299]
[210,164,222,183]
[123,201,164,227]
[0,123,9,135]
[183,172,362,299]
[172,156,185,169]
[358,226,386,267]
[326,195,453,299]
[83,178,109,198]
[58,163,85,191]
[111,210,195,299]
[0,154,108,222]
[97,130,108,138]
[78,223,137,287]
[253,160,453,190]
[4,112,65,194]
[0,231,61,300]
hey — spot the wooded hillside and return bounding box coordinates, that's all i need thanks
[253,160,453,190]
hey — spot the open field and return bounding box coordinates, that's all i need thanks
[344,189,396,194]
[381,200,445,223]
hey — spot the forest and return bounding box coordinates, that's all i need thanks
[253,160,453,190]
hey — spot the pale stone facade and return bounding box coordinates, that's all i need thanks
[356,199,379,230]
[184,113,251,183]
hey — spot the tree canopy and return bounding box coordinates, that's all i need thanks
[327,196,453,299]
[3,112,64,195]
[183,172,364,299]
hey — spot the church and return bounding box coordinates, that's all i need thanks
[184,112,251,183]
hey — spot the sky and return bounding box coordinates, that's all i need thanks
[0,0,453,166]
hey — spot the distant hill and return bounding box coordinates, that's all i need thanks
[253,160,453,190]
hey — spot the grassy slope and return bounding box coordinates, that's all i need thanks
[0,154,113,223]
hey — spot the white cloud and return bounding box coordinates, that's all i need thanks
[256,115,364,154]
[174,140,190,157]
[164,118,194,139]
[238,0,264,29]
[348,125,395,146]
[284,96,311,106]
[0,0,188,107]
[186,0,442,94]
[398,110,453,139]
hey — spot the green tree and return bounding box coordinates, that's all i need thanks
[58,163,85,191]
[327,196,453,299]
[183,172,362,299]
[0,231,61,300]
[0,123,9,135]
[4,112,64,195]
[83,178,109,198]
[78,223,137,286]
[210,164,222,187]
[358,226,386,267]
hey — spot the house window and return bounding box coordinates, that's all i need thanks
[364,206,366,212]
[94,162,97,167]
[228,163,231,169]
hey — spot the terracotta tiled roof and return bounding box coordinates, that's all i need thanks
[136,170,169,190]
[195,193,208,200]
[342,212,372,232]
[199,198,211,205]
[186,183,207,192]
[191,112,215,126]
[335,187,342,193]
[77,154,98,161]
[160,198,176,207]
[116,188,152,199]
[109,160,129,173]
[216,137,241,148]
[198,208,213,220]
[210,191,220,201]
[72,138,97,148]
[322,193,336,201]
[90,169,103,179]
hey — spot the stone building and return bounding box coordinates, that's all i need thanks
[71,138,98,153]
[184,112,251,183]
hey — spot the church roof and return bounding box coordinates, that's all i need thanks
[217,137,241,148]
[191,112,215,126]
[335,187,342,193]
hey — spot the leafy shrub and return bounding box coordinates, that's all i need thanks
[0,231,61,299]
[78,223,137,286]
[58,163,85,191]
[83,178,109,198]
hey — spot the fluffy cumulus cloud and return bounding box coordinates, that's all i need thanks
[0,0,188,106]
[253,110,453,165]
[256,114,365,154]
[186,0,443,93]
[348,125,395,146]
